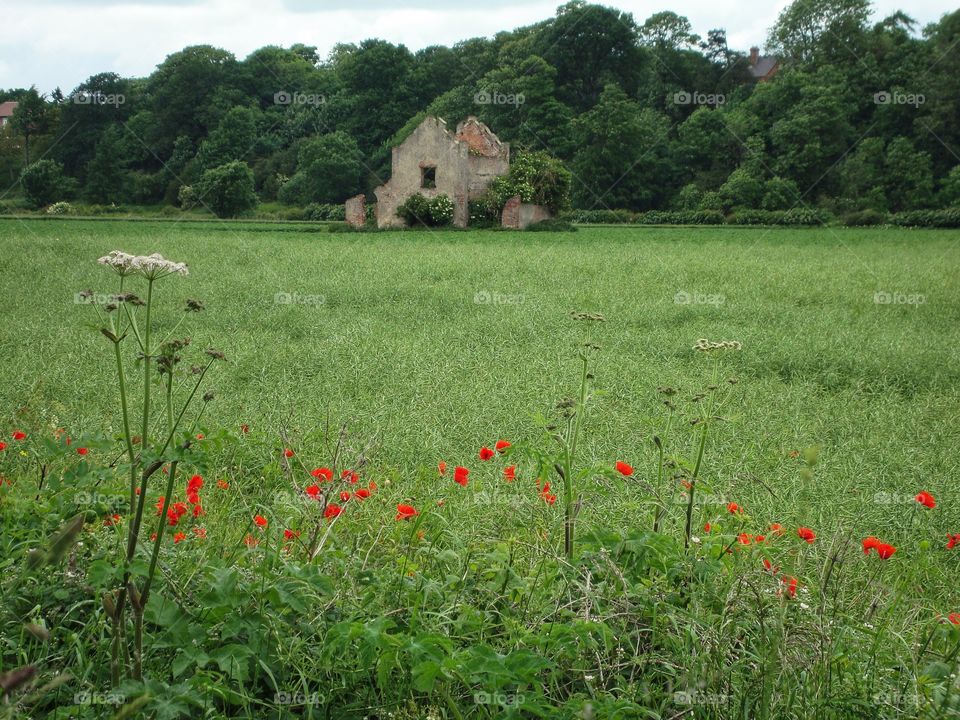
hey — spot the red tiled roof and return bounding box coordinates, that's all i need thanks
[0,101,19,118]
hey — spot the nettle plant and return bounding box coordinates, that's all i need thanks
[81,251,224,686]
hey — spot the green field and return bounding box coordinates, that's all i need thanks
[2,218,960,718]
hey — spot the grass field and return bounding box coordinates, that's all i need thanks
[2,218,959,718]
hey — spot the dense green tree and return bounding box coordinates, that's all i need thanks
[196,161,257,217]
[884,137,934,211]
[84,126,128,204]
[938,166,960,207]
[9,87,52,165]
[769,0,871,67]
[839,137,887,210]
[278,131,363,205]
[571,85,674,210]
[532,2,646,112]
[719,168,764,210]
[196,106,260,171]
[147,46,239,156]
[20,159,70,207]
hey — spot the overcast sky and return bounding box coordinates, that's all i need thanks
[2,0,954,93]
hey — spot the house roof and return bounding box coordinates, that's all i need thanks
[749,57,778,79]
[0,101,18,118]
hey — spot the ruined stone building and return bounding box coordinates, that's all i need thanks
[373,116,509,228]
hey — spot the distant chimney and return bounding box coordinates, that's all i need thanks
[750,47,760,65]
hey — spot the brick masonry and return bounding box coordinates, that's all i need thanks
[374,116,509,229]
[344,194,366,228]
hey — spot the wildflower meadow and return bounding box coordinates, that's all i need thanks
[0,220,959,719]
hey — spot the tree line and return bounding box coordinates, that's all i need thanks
[1,0,959,218]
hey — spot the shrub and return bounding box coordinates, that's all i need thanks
[396,193,432,225]
[524,218,577,232]
[488,151,571,214]
[45,201,75,216]
[20,160,71,208]
[396,193,454,227]
[697,191,723,212]
[428,194,454,225]
[196,161,258,218]
[889,209,960,228]
[178,185,199,210]
[674,183,703,210]
[303,203,346,222]
[719,168,764,211]
[842,209,887,226]
[762,177,801,210]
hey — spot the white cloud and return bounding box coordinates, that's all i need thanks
[0,0,953,92]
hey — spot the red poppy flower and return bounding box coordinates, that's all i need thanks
[782,576,798,597]
[341,470,359,484]
[173,532,186,544]
[244,534,258,548]
[949,613,960,625]
[340,491,351,502]
[454,466,469,487]
[284,529,300,540]
[438,461,447,475]
[539,481,557,505]
[755,535,766,543]
[396,503,418,521]
[324,503,342,520]
[762,558,780,575]
[615,461,633,477]
[727,502,741,514]
[195,433,204,440]
[503,465,516,482]
[254,514,268,528]
[368,481,378,492]
[192,505,204,518]
[769,523,784,535]
[217,479,229,490]
[311,467,333,482]
[876,543,896,560]
[915,491,936,509]
[103,514,121,527]
[193,527,207,539]
[495,440,511,453]
[947,533,960,550]
[862,536,881,554]
[355,488,371,500]
[77,447,89,456]
[704,522,712,533]
[167,502,188,526]
[240,424,249,434]
[150,532,157,542]
[0,441,5,451]
[305,484,321,499]
[12,431,26,441]
[680,479,693,490]
[738,533,752,545]
[284,448,294,458]
[797,527,816,543]
[155,496,166,515]
[188,474,204,491]
[479,447,494,461]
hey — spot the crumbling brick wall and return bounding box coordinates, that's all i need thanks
[374,116,509,229]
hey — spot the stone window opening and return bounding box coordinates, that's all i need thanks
[421,165,437,189]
